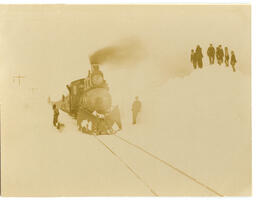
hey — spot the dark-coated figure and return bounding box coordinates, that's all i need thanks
[132,96,141,124]
[190,49,197,69]
[53,104,59,127]
[224,47,230,67]
[195,45,203,68]
[207,44,215,65]
[216,45,224,65]
[230,51,237,72]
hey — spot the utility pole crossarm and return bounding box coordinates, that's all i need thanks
[13,74,25,87]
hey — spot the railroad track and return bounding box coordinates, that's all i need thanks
[94,134,224,197]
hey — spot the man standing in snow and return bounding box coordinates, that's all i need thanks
[207,44,215,64]
[132,96,141,125]
[230,50,237,72]
[216,45,224,65]
[195,45,203,68]
[190,49,197,69]
[53,104,59,128]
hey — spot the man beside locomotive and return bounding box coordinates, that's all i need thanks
[132,96,141,125]
[52,104,59,128]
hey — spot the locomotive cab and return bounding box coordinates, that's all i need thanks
[67,78,85,116]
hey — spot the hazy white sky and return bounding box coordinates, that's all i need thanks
[0,5,251,97]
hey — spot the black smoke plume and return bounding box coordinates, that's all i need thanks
[89,38,146,68]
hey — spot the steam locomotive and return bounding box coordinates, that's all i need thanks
[58,63,122,135]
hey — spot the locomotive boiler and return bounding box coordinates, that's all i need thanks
[59,63,122,135]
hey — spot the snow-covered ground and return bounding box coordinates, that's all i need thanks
[0,65,251,196]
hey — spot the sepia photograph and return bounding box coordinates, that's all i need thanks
[0,3,252,197]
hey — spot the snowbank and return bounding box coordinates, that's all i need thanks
[0,65,251,196]
[119,65,251,196]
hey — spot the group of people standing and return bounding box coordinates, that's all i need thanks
[191,44,237,72]
[190,45,204,69]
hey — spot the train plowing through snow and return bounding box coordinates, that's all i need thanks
[55,63,122,135]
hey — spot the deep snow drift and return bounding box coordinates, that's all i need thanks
[115,66,251,196]
[0,65,251,196]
